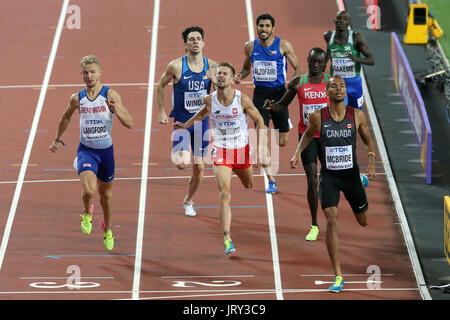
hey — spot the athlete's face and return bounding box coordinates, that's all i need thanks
[327,77,346,102]
[81,63,101,88]
[307,52,327,76]
[215,66,233,89]
[185,31,204,54]
[334,12,351,32]
[256,19,274,41]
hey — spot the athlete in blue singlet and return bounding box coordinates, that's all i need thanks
[50,55,133,251]
[156,26,217,217]
[234,13,301,194]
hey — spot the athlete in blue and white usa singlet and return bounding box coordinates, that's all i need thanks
[171,55,211,122]
[171,55,211,157]
[250,36,287,88]
[79,86,113,149]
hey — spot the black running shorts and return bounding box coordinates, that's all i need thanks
[318,168,368,214]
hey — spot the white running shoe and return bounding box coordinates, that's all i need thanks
[183,203,197,217]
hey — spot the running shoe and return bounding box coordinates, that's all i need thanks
[266,180,277,194]
[305,225,319,241]
[224,240,236,256]
[183,202,197,217]
[329,276,344,293]
[103,229,114,251]
[80,204,94,235]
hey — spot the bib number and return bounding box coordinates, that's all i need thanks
[325,145,353,170]
[253,60,277,82]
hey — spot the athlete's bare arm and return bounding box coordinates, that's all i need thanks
[280,39,302,77]
[49,93,79,153]
[350,32,375,65]
[234,41,253,84]
[323,31,332,62]
[173,94,212,130]
[264,75,300,112]
[290,109,321,168]
[355,109,376,180]
[107,89,133,129]
[241,93,268,167]
[156,59,182,124]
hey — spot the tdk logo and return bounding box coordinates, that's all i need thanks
[329,146,349,153]
[85,119,103,125]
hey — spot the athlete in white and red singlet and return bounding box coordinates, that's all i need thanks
[174,62,268,256]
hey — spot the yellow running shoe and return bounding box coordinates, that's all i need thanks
[80,204,94,235]
[224,240,235,256]
[103,229,114,251]
[305,225,319,241]
[329,276,344,293]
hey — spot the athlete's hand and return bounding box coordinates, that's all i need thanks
[173,121,186,130]
[367,163,376,181]
[264,99,275,110]
[290,151,301,169]
[105,97,117,113]
[264,99,285,113]
[233,72,242,85]
[346,52,356,62]
[49,140,61,153]
[158,111,169,124]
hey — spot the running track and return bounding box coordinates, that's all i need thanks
[0,0,425,301]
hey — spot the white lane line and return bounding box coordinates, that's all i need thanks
[244,0,283,301]
[132,0,160,301]
[0,0,70,271]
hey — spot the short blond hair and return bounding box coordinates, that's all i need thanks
[80,55,100,67]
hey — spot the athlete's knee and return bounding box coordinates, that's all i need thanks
[219,189,231,202]
[243,180,253,189]
[356,212,368,227]
[324,208,338,226]
[192,163,204,175]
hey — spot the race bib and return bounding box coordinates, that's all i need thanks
[302,103,327,125]
[253,60,277,81]
[325,145,353,170]
[82,122,109,141]
[184,90,206,113]
[332,58,356,78]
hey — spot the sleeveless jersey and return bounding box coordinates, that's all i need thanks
[79,86,113,149]
[328,30,361,78]
[297,73,329,137]
[319,106,357,173]
[210,90,248,149]
[171,55,211,123]
[250,37,287,87]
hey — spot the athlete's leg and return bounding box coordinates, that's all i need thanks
[233,166,254,189]
[183,156,204,204]
[98,180,113,231]
[304,162,319,226]
[213,165,233,242]
[278,131,289,147]
[323,206,342,277]
[354,210,369,227]
[79,170,97,215]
